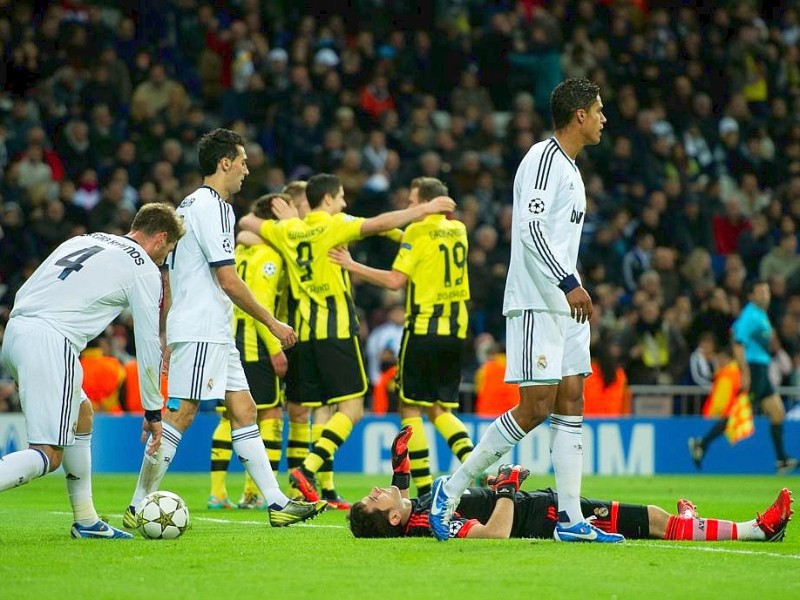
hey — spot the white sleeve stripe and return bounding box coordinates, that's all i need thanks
[534,141,558,190]
[529,221,569,280]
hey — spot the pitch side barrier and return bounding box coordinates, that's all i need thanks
[2,383,798,475]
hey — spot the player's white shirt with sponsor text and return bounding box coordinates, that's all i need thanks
[503,136,587,316]
[9,232,164,410]
[167,185,237,344]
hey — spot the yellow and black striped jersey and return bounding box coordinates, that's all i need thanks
[260,211,365,341]
[393,214,470,338]
[233,243,285,361]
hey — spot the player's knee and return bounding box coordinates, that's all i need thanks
[33,445,63,472]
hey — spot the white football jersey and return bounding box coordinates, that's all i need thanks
[166,185,236,344]
[503,136,587,316]
[10,232,164,410]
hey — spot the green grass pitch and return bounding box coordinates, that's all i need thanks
[1,472,798,600]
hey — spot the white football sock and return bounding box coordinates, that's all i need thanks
[444,411,526,499]
[551,414,584,526]
[232,424,288,508]
[737,518,767,541]
[0,448,50,492]
[130,422,181,509]
[62,432,99,525]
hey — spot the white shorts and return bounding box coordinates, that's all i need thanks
[1,317,82,446]
[168,342,249,401]
[505,310,591,385]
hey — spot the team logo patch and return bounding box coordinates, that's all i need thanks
[222,238,233,253]
[179,197,195,208]
[343,215,356,222]
[594,506,609,518]
[263,262,277,276]
[537,355,547,370]
[207,378,214,390]
[528,198,545,214]
[400,243,412,250]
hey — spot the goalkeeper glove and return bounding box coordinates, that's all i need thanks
[390,425,413,490]
[487,464,530,500]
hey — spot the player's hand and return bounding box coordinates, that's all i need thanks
[267,317,297,349]
[426,196,456,215]
[487,464,530,499]
[270,351,288,378]
[142,419,163,457]
[565,286,593,323]
[269,196,299,220]
[328,246,353,270]
[391,425,413,474]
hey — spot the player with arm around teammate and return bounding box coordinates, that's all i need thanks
[329,176,475,496]
[238,173,456,504]
[349,428,793,542]
[0,202,184,538]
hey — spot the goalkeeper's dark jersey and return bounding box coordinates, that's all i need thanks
[404,488,650,540]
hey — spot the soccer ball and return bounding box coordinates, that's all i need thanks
[136,491,190,539]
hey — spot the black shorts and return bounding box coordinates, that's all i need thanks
[293,337,368,406]
[748,363,775,405]
[397,332,464,407]
[284,345,301,403]
[455,488,651,540]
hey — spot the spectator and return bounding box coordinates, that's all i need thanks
[617,300,689,385]
[622,228,655,293]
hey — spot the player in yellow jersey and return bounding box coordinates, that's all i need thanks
[239,173,456,503]
[278,181,349,506]
[330,177,475,495]
[208,194,289,509]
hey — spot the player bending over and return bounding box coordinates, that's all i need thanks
[349,427,793,542]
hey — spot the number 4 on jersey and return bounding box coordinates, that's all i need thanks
[55,245,105,280]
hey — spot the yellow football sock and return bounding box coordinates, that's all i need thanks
[311,423,334,491]
[402,416,432,495]
[210,416,232,499]
[287,420,310,470]
[303,412,353,474]
[260,417,284,472]
[434,412,474,463]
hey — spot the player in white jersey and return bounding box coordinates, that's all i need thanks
[124,128,326,528]
[0,202,185,538]
[430,78,623,543]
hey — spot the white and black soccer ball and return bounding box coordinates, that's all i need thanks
[136,491,190,539]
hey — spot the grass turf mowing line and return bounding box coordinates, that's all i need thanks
[0,473,798,599]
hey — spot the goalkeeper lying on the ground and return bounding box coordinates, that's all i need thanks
[348,426,793,541]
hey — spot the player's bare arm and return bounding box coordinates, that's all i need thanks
[328,246,407,290]
[733,342,750,393]
[215,264,297,348]
[359,196,456,236]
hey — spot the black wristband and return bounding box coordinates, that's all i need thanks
[558,274,580,294]
[144,409,162,423]
[391,473,410,491]
[495,485,516,500]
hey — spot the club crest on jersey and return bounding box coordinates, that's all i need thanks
[537,355,547,370]
[263,262,277,276]
[179,197,195,208]
[528,198,545,214]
